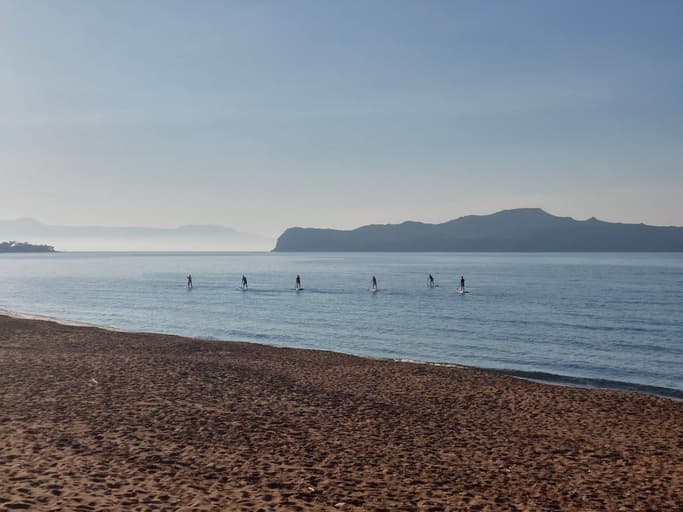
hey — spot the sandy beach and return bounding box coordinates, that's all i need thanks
[0,315,680,511]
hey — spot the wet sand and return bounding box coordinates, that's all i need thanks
[0,315,681,511]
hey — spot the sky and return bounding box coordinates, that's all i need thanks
[1,0,682,243]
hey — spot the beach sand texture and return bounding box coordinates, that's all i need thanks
[0,315,681,511]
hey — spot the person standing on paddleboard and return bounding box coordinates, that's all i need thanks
[295,274,301,290]
[460,275,465,292]
[371,275,378,291]
[428,274,435,288]
[187,274,193,288]
[242,275,248,290]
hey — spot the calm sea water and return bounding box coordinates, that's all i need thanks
[1,252,681,397]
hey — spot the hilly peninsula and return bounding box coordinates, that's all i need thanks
[273,208,683,252]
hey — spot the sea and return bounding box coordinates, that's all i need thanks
[1,252,681,399]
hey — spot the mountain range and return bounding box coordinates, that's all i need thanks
[0,218,270,251]
[273,208,683,252]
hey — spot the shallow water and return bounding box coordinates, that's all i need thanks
[1,252,681,397]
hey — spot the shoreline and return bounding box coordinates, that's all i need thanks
[0,308,125,331]
[1,314,680,510]
[1,307,680,401]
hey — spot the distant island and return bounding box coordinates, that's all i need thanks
[0,241,55,253]
[273,208,683,252]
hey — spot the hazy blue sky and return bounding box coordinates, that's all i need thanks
[1,0,682,239]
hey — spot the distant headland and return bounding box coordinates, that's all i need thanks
[273,208,683,252]
[0,241,55,253]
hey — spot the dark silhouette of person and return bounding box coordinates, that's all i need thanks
[295,274,301,290]
[460,275,465,291]
[428,273,434,287]
[242,275,248,289]
[371,275,378,290]
[187,274,193,288]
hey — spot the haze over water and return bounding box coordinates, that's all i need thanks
[1,252,681,398]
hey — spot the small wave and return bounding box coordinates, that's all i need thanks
[485,368,682,400]
[496,317,663,334]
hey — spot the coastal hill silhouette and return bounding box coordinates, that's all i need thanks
[273,208,683,252]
